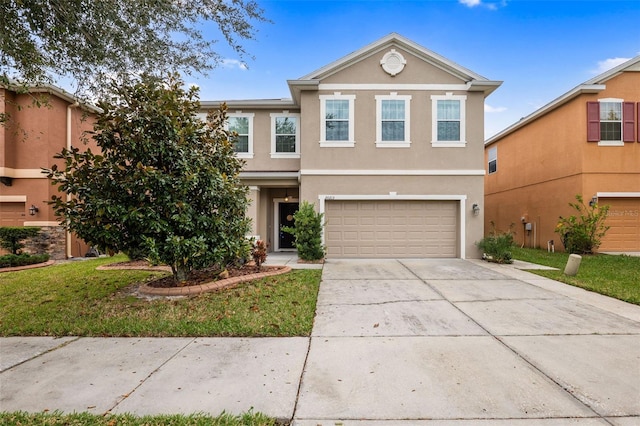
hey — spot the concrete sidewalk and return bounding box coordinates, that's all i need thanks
[1,258,639,425]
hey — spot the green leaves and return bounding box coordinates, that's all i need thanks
[282,201,325,261]
[556,195,610,254]
[44,74,251,283]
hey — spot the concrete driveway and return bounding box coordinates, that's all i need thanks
[1,258,639,425]
[293,258,640,425]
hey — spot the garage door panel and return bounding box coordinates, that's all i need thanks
[599,198,640,252]
[325,200,458,258]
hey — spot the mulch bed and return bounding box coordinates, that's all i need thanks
[99,260,286,289]
[148,265,283,288]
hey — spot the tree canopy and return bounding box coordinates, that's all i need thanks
[45,74,252,283]
[1,0,267,97]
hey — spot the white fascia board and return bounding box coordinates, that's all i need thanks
[485,84,606,147]
[466,80,503,97]
[0,168,46,178]
[318,83,469,91]
[200,99,297,110]
[0,195,27,202]
[239,171,301,180]
[301,169,486,176]
[597,192,640,198]
[583,55,640,85]
[3,80,100,113]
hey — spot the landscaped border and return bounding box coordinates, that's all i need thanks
[0,260,55,273]
[97,263,292,296]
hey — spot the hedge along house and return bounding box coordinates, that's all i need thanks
[0,83,98,258]
[484,56,640,253]
[203,33,501,258]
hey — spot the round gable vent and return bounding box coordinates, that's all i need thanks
[380,49,406,76]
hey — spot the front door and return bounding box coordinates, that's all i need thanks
[279,202,299,250]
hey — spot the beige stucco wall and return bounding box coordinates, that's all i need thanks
[485,71,640,250]
[300,174,484,258]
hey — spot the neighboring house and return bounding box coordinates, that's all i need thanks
[484,56,640,253]
[0,84,98,258]
[203,33,501,258]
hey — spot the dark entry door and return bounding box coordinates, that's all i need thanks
[279,202,299,249]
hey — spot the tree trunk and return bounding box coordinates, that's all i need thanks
[172,264,189,285]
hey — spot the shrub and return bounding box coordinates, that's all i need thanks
[0,227,41,255]
[282,201,325,261]
[0,253,50,268]
[556,195,610,254]
[476,223,515,264]
[251,239,268,268]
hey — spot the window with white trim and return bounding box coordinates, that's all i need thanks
[587,99,637,146]
[270,112,300,158]
[226,113,254,158]
[376,94,411,148]
[431,93,467,147]
[488,146,497,174]
[320,94,355,147]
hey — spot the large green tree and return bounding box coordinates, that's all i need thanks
[45,74,251,283]
[1,0,266,96]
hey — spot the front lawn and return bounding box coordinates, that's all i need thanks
[0,411,279,426]
[0,255,321,337]
[511,247,640,305]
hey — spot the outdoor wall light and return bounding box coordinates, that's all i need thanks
[29,204,39,216]
[472,203,480,216]
[589,196,598,207]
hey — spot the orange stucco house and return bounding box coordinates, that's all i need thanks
[484,56,640,253]
[1,84,98,258]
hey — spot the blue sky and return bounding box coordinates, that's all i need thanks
[191,0,640,138]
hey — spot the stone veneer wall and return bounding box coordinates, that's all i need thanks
[23,226,67,260]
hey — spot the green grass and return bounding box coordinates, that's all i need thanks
[511,247,640,305]
[0,255,321,337]
[0,410,280,425]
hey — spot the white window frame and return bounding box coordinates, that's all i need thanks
[488,146,497,174]
[225,112,254,159]
[598,98,624,147]
[431,93,467,147]
[270,112,300,158]
[375,93,411,148]
[320,93,355,148]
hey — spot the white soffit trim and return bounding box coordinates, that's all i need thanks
[301,169,485,176]
[597,192,640,198]
[318,83,469,91]
[0,195,27,202]
[0,168,45,178]
[24,221,59,226]
[240,171,301,179]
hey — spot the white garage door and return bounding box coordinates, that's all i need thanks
[325,200,458,258]
[599,198,640,252]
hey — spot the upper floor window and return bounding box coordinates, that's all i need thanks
[587,100,637,146]
[376,94,411,148]
[488,146,497,174]
[431,93,467,147]
[226,112,254,158]
[271,112,300,158]
[320,94,355,147]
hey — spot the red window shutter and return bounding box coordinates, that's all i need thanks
[623,102,635,142]
[586,102,600,142]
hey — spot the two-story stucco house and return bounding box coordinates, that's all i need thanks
[485,56,640,253]
[1,84,98,258]
[204,33,501,258]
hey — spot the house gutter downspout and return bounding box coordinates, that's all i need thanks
[66,101,79,258]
